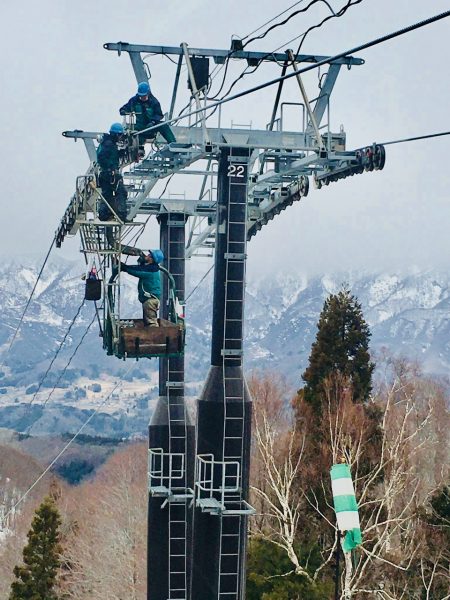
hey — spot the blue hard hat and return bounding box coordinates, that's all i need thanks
[148,249,164,264]
[109,122,124,135]
[137,81,150,96]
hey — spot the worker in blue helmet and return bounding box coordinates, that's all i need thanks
[120,249,164,327]
[119,81,176,155]
[96,123,128,222]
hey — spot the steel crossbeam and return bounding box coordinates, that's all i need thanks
[103,42,364,67]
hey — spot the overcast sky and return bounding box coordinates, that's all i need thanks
[1,0,449,278]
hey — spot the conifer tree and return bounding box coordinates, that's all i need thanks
[300,288,374,413]
[9,496,62,600]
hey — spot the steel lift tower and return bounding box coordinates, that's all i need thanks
[57,40,385,600]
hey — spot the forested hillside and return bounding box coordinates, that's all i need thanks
[1,358,448,598]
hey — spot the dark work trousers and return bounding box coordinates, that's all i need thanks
[138,121,176,145]
[98,171,128,222]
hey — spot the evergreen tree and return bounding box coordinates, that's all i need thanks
[246,538,332,600]
[300,288,374,413]
[9,496,62,600]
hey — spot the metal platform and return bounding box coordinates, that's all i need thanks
[194,454,255,516]
[148,450,193,507]
[59,126,385,258]
[196,497,255,516]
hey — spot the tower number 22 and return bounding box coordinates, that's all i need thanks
[227,164,246,178]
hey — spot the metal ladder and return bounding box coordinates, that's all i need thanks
[166,213,189,600]
[218,149,249,600]
[218,514,244,599]
[167,381,188,600]
[168,499,188,600]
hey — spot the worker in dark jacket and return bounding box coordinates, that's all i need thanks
[120,249,164,327]
[119,82,176,153]
[96,122,127,222]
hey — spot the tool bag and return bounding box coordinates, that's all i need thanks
[85,265,102,301]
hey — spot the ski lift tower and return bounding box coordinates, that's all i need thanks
[57,40,385,600]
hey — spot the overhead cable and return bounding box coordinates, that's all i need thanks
[40,311,97,409]
[207,0,360,113]
[185,264,214,302]
[294,0,362,55]
[126,173,175,253]
[207,0,308,100]
[27,298,86,408]
[379,131,450,146]
[5,238,56,356]
[3,363,133,521]
[243,0,337,48]
[144,9,450,135]
[241,0,307,41]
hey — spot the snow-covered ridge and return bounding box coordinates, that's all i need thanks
[0,259,449,393]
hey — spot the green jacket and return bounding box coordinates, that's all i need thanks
[119,94,164,132]
[96,134,120,172]
[121,262,161,302]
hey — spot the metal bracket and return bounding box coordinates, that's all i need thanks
[221,349,243,357]
[228,155,250,164]
[166,381,184,388]
[224,252,246,260]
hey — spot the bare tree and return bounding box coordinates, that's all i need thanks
[249,373,337,587]
[60,442,147,600]
[319,366,450,599]
[249,364,450,599]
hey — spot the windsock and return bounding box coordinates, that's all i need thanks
[330,463,362,552]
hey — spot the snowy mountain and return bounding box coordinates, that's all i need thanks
[0,257,449,435]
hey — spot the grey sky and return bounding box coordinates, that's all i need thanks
[1,0,449,277]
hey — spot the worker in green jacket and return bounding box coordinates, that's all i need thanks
[119,81,176,156]
[120,249,164,327]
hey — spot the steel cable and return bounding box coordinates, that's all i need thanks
[3,363,134,522]
[185,264,214,303]
[379,131,450,146]
[4,237,56,356]
[40,311,97,409]
[138,9,450,136]
[27,298,86,407]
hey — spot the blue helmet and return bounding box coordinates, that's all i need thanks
[109,122,124,135]
[137,81,150,96]
[148,249,164,264]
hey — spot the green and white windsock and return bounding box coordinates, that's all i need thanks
[330,463,362,553]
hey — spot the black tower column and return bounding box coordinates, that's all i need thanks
[191,148,253,600]
[148,213,194,600]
